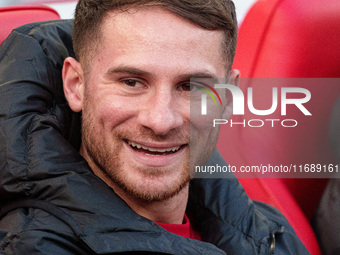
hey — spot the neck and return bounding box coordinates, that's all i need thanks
[115,184,189,224]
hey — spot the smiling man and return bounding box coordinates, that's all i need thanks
[63,2,239,224]
[0,0,309,254]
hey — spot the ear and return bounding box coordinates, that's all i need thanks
[222,69,240,119]
[229,69,240,87]
[62,57,85,112]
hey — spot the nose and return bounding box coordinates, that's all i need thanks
[137,88,185,135]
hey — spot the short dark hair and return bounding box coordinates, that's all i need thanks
[73,0,238,70]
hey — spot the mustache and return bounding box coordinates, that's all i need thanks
[116,126,190,144]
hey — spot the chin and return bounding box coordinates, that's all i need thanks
[113,166,191,203]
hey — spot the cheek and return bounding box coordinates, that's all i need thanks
[87,92,139,130]
[190,102,223,161]
[190,118,220,149]
[190,99,225,135]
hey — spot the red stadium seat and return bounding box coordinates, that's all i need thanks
[0,5,60,44]
[218,0,340,254]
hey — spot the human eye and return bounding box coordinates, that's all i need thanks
[116,78,148,96]
[122,79,144,88]
[178,82,205,92]
[178,83,192,92]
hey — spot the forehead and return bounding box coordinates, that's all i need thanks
[94,7,227,77]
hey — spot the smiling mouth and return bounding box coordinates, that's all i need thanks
[127,140,184,156]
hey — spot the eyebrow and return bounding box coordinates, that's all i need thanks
[105,66,220,80]
[106,66,150,77]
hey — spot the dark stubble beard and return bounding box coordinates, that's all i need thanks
[81,97,191,203]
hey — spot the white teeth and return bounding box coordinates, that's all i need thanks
[128,141,180,153]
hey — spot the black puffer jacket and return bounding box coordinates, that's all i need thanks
[0,20,309,255]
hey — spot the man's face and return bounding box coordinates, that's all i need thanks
[77,7,230,202]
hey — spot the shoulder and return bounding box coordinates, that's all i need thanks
[188,150,309,254]
[0,206,87,255]
[253,200,310,255]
